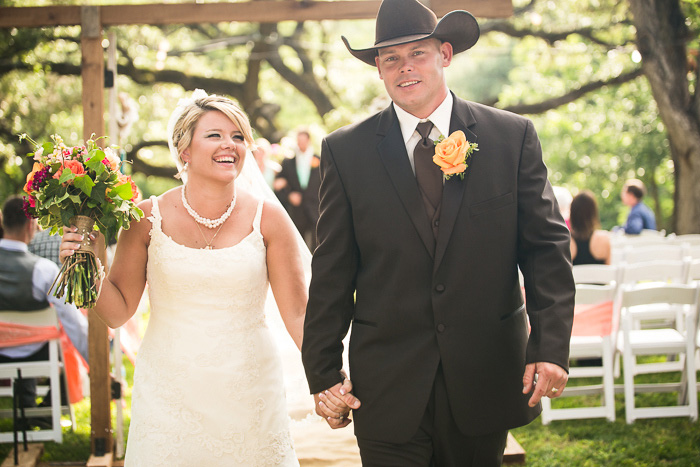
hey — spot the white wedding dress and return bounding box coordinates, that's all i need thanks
[124,196,299,466]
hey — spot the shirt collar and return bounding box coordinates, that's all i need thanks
[394,91,453,145]
[0,239,29,252]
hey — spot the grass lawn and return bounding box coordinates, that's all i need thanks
[1,359,698,465]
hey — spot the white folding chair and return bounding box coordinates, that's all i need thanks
[621,244,686,264]
[610,234,668,264]
[617,283,699,423]
[669,234,700,246]
[619,259,690,330]
[541,283,618,423]
[0,307,74,443]
[685,244,700,261]
[688,259,700,371]
[572,264,620,286]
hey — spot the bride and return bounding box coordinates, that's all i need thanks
[60,91,355,465]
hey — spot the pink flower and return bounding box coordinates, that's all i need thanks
[53,160,85,180]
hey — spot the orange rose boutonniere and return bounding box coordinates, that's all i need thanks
[432,130,478,181]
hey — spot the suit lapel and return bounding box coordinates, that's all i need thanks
[288,158,301,191]
[376,106,435,259]
[434,97,477,271]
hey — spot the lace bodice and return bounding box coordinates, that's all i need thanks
[124,195,298,466]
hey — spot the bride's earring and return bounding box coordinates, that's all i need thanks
[175,161,189,180]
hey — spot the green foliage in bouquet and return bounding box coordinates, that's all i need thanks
[21,133,144,307]
[21,133,143,243]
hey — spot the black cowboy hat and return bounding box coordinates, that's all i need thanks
[342,0,480,66]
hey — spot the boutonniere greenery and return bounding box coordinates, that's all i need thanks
[432,130,479,181]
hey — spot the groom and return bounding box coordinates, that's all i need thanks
[302,0,575,465]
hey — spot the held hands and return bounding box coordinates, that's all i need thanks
[315,373,362,429]
[522,361,568,407]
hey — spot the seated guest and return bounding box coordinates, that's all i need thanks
[28,228,62,266]
[620,178,656,234]
[0,196,88,409]
[570,190,611,265]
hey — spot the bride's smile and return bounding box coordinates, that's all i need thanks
[182,110,247,182]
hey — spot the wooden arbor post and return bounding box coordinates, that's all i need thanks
[81,6,114,464]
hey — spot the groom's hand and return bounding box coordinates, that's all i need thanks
[315,377,361,429]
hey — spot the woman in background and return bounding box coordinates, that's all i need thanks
[569,190,611,265]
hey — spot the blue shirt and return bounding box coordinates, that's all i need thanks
[624,201,656,234]
[0,239,89,363]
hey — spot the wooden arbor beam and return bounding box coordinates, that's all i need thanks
[0,0,512,28]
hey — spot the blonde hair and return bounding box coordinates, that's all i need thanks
[171,95,254,175]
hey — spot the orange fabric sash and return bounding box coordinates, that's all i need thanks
[571,300,615,337]
[0,321,85,404]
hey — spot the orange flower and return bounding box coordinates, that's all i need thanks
[53,160,85,180]
[310,156,320,169]
[432,131,478,180]
[24,163,44,194]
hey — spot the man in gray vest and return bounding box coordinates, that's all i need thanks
[0,196,88,409]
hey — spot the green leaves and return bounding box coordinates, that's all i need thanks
[109,182,133,201]
[73,174,95,196]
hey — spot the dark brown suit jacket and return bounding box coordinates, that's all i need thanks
[302,95,574,443]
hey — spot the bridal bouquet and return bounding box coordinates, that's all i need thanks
[21,133,143,307]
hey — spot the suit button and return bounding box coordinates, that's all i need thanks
[435,284,445,293]
[437,324,446,333]
[434,220,440,227]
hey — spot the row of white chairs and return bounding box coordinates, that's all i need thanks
[541,261,700,425]
[611,231,700,247]
[611,241,700,265]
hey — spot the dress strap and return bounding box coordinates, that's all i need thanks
[252,200,265,233]
[147,195,162,231]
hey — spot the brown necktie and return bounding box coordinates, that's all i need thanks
[414,121,442,238]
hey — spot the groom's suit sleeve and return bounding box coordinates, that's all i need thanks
[514,119,574,370]
[302,136,358,394]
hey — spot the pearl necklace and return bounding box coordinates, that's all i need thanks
[181,185,236,229]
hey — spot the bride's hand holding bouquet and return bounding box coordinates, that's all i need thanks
[21,133,143,308]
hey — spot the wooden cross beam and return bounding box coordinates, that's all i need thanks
[0,0,512,28]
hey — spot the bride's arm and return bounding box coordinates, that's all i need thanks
[60,198,151,329]
[262,201,361,424]
[262,201,307,351]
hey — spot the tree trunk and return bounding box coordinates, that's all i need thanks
[628,0,700,233]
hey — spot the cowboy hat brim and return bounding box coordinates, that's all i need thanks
[342,10,480,66]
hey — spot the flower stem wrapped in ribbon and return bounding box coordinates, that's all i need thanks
[432,130,479,181]
[20,133,144,308]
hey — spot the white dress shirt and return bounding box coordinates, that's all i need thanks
[393,91,454,174]
[295,146,315,190]
[0,239,89,363]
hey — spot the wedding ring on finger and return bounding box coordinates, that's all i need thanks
[551,387,559,393]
